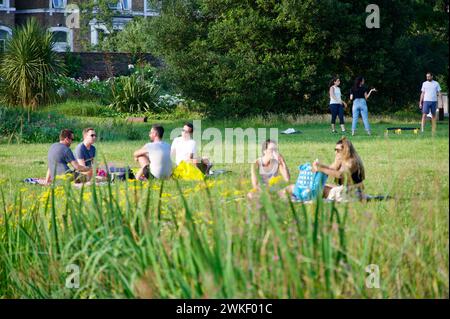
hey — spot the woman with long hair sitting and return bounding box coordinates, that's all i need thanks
[312,137,366,201]
[247,139,290,200]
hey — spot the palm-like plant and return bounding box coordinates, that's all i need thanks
[109,73,160,114]
[0,18,64,119]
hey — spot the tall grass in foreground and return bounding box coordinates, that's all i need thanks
[0,176,448,298]
[0,178,356,298]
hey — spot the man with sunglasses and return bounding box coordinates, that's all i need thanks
[45,129,91,184]
[75,128,97,168]
[171,122,212,174]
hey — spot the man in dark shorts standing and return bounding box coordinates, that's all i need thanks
[419,72,443,133]
[45,129,91,184]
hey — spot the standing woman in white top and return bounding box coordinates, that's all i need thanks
[329,76,348,133]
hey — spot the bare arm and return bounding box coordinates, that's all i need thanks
[134,147,148,161]
[313,161,344,179]
[419,91,425,108]
[77,158,86,166]
[251,161,260,190]
[70,160,90,173]
[365,88,376,100]
[45,168,51,184]
[277,154,290,182]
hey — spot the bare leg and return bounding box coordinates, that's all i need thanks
[278,184,295,199]
[421,113,427,132]
[323,184,337,199]
[201,157,213,174]
[431,114,436,135]
[135,155,150,180]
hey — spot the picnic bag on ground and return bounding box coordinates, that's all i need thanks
[108,166,135,181]
[292,163,328,201]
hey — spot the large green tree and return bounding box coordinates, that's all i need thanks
[98,0,449,117]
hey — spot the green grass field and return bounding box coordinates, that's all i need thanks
[0,116,448,298]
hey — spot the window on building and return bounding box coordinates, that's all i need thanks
[90,22,110,47]
[52,0,66,9]
[53,31,67,43]
[49,28,72,52]
[0,0,11,9]
[108,0,131,11]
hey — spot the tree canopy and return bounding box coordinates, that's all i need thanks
[94,0,449,117]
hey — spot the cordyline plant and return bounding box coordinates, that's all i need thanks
[0,18,64,121]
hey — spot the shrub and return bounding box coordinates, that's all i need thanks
[42,100,119,117]
[109,73,160,113]
[0,18,64,113]
[62,51,82,78]
[54,75,112,104]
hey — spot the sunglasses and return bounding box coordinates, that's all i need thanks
[182,129,191,133]
[90,134,97,137]
[335,148,342,152]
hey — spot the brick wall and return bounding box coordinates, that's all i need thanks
[15,0,49,9]
[59,52,162,79]
[15,12,66,26]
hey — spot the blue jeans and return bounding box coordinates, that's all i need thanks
[352,98,370,132]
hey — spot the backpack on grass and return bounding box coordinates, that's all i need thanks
[292,163,327,201]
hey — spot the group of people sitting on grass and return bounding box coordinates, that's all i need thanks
[43,123,366,202]
[248,137,366,202]
[44,123,211,185]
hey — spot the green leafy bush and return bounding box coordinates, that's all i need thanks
[0,18,64,110]
[109,73,160,113]
[138,0,448,117]
[42,100,119,117]
[54,75,112,104]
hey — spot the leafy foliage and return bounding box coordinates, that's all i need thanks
[109,73,161,113]
[121,0,448,117]
[0,18,64,110]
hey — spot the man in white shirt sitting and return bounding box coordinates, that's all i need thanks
[133,124,172,180]
[419,72,443,133]
[171,122,212,174]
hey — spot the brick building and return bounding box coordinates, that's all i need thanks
[0,0,160,52]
